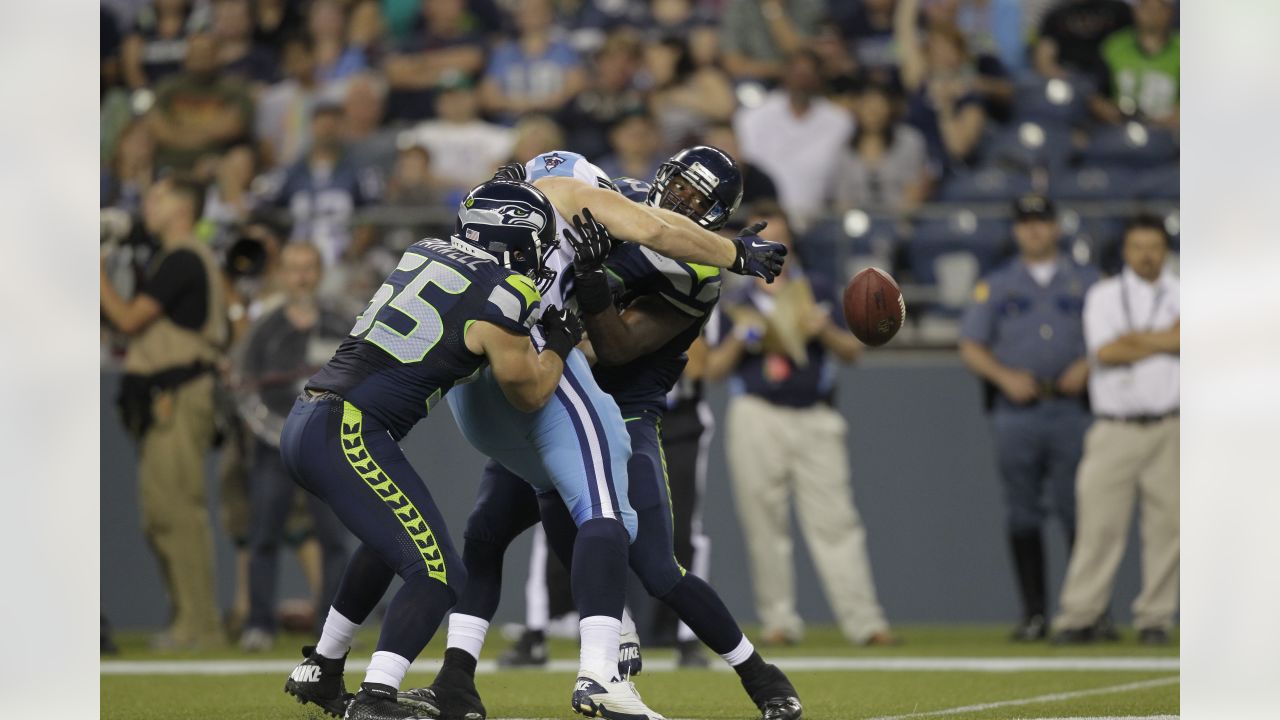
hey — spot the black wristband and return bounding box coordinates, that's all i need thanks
[574,268,613,315]
[543,328,576,361]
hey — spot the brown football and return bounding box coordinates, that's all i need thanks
[843,267,906,346]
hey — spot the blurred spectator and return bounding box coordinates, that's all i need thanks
[734,51,852,230]
[406,74,515,193]
[237,242,350,652]
[102,119,157,213]
[202,143,260,239]
[958,194,1100,642]
[895,0,988,175]
[341,72,400,177]
[1091,0,1179,129]
[480,0,586,125]
[383,0,487,122]
[308,0,370,90]
[255,34,319,170]
[555,32,646,160]
[211,0,279,85]
[146,33,254,172]
[347,1,388,68]
[509,113,568,163]
[701,122,779,209]
[831,81,931,216]
[100,175,229,650]
[264,103,380,271]
[812,21,862,87]
[252,0,303,48]
[924,0,1029,78]
[646,36,736,149]
[647,0,715,40]
[379,146,447,248]
[829,0,898,82]
[704,201,895,648]
[122,0,197,90]
[719,0,826,81]
[103,5,124,96]
[1051,215,1179,646]
[1033,0,1132,81]
[597,111,664,181]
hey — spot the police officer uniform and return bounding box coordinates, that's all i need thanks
[959,196,1100,638]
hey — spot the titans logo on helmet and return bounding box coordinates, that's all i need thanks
[543,153,566,171]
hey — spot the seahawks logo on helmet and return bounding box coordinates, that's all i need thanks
[459,198,548,235]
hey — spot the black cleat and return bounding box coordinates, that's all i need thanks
[498,628,548,668]
[284,645,353,718]
[1010,614,1047,642]
[346,683,433,719]
[741,661,803,720]
[1138,627,1170,646]
[398,683,486,720]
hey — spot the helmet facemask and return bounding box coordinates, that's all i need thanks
[649,159,732,231]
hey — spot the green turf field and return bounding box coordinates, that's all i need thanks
[101,625,1179,720]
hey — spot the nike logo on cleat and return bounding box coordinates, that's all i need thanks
[575,680,595,692]
[290,665,322,683]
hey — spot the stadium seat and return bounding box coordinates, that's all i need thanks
[1011,76,1090,126]
[1050,165,1138,201]
[907,212,1011,285]
[801,213,900,278]
[981,121,1077,172]
[935,167,1034,203]
[1132,162,1180,200]
[1080,122,1179,168]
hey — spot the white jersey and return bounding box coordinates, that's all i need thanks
[522,150,619,311]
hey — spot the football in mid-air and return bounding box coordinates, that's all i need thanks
[843,267,906,346]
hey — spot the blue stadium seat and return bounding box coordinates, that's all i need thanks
[800,214,900,278]
[935,167,1033,203]
[1080,122,1179,168]
[1011,76,1090,126]
[907,212,1011,284]
[981,121,1076,172]
[1049,165,1138,201]
[1132,163,1180,200]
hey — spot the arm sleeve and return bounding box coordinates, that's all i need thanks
[138,249,204,313]
[477,272,542,335]
[958,277,997,345]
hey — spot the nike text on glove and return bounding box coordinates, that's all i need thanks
[492,162,527,182]
[539,304,584,361]
[729,220,787,283]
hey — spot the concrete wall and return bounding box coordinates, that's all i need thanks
[101,356,1148,633]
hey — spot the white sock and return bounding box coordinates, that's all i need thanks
[315,607,358,660]
[620,607,637,638]
[363,650,411,690]
[447,613,491,661]
[525,531,550,632]
[720,635,755,667]
[579,615,622,680]
[676,620,696,643]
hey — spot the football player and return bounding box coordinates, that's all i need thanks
[403,149,802,720]
[278,179,582,720]
[397,149,787,720]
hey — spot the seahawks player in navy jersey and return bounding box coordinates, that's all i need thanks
[277,180,583,720]
[404,149,802,720]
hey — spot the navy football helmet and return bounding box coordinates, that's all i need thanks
[647,145,743,231]
[454,179,558,283]
[612,176,652,204]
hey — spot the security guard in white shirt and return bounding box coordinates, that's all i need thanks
[1051,214,1180,645]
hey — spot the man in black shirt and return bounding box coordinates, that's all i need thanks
[1034,0,1133,82]
[101,175,228,649]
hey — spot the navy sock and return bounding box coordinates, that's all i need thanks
[570,518,628,619]
[453,537,508,620]
[375,574,455,662]
[537,492,580,568]
[659,574,746,655]
[331,543,396,624]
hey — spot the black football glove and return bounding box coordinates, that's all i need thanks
[729,220,787,283]
[492,162,527,182]
[538,304,583,361]
[567,208,615,315]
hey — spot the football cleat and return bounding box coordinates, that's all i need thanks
[345,683,432,720]
[571,671,666,720]
[617,627,643,679]
[284,644,352,718]
[398,683,486,720]
[741,662,804,720]
[499,628,548,667]
[760,697,804,720]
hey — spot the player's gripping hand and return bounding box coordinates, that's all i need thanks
[492,162,527,182]
[567,208,615,315]
[538,305,584,361]
[730,221,787,283]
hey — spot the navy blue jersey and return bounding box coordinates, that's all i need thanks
[308,238,542,439]
[592,241,722,415]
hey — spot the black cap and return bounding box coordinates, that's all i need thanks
[1013,193,1056,221]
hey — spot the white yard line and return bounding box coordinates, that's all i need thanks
[868,676,1180,720]
[100,655,1179,676]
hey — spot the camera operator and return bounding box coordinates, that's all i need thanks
[100,174,229,650]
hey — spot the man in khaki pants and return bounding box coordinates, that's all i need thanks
[705,202,895,647]
[102,176,227,648]
[1051,215,1179,645]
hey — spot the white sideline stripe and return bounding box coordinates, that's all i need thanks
[869,676,1179,720]
[100,655,1179,676]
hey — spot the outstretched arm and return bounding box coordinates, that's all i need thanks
[465,306,582,412]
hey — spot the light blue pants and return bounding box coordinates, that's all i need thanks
[446,348,638,539]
